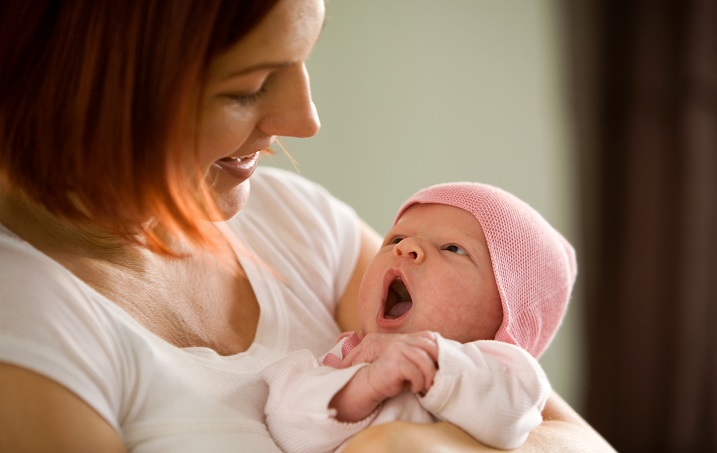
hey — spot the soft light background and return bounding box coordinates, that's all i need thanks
[266,0,584,410]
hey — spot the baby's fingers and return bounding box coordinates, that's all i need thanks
[401,347,438,394]
[367,354,427,399]
[407,331,439,363]
[339,333,391,367]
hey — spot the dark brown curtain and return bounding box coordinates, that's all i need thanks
[565,0,717,451]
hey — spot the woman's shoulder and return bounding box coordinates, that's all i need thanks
[249,165,347,211]
[0,224,128,428]
[0,223,124,347]
[242,166,358,241]
[233,166,362,315]
[0,224,71,294]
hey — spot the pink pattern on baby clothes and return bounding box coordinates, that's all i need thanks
[321,332,362,369]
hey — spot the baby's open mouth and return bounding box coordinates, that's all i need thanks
[383,277,413,319]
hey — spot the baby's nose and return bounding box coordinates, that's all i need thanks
[393,237,426,263]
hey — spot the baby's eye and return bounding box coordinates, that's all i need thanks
[443,244,468,256]
[388,236,404,245]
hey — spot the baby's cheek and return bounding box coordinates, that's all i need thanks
[434,307,479,343]
[356,298,375,333]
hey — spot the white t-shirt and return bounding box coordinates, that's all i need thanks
[0,167,361,452]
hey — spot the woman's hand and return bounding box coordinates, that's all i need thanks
[342,421,484,453]
[341,392,617,453]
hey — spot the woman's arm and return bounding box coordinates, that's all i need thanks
[335,219,382,332]
[341,391,616,453]
[0,363,127,453]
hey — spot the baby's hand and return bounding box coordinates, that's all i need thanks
[329,332,439,421]
[349,332,439,397]
[341,331,438,369]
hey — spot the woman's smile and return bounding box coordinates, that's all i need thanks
[213,152,260,181]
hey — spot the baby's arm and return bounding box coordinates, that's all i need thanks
[262,349,375,453]
[330,332,439,422]
[262,334,437,452]
[419,336,551,450]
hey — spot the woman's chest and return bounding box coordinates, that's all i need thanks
[119,339,281,452]
[126,260,261,355]
[64,249,261,355]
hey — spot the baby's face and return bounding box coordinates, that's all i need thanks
[358,203,503,343]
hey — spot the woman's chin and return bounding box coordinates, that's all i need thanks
[211,180,251,221]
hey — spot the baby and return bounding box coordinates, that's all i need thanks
[262,182,577,452]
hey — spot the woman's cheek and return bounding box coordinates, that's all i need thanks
[198,105,254,162]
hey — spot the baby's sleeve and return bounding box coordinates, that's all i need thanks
[262,349,374,453]
[419,336,551,450]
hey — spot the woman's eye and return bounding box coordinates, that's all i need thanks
[443,244,468,256]
[231,84,268,106]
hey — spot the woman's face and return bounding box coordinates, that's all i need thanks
[193,0,324,218]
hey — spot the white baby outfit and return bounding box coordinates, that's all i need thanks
[263,332,550,452]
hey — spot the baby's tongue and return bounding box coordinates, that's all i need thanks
[386,301,412,319]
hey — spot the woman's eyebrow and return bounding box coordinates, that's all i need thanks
[222,61,295,80]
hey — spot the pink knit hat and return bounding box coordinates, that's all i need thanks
[394,182,577,358]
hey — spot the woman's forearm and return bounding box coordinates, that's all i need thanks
[342,392,616,453]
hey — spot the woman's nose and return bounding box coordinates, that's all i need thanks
[258,64,321,138]
[393,237,426,264]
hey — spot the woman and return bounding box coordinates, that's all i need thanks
[0,0,613,451]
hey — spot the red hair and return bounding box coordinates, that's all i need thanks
[0,0,280,254]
